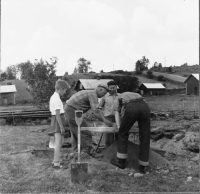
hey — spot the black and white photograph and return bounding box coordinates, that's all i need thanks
[0,0,199,193]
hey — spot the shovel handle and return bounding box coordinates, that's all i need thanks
[78,124,81,163]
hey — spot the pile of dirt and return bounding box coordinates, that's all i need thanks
[102,141,169,170]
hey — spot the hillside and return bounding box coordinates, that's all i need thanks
[136,75,182,89]
[0,79,32,103]
[172,65,199,76]
[150,65,199,77]
[64,72,184,90]
[142,71,187,84]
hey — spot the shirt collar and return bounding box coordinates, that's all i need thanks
[107,92,119,96]
[54,92,60,96]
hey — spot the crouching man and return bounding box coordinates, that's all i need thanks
[64,84,112,157]
[111,92,151,174]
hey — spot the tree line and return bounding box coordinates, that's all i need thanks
[1,55,179,108]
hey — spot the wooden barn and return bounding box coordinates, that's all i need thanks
[184,74,199,95]
[75,78,115,91]
[139,83,166,95]
[0,85,17,106]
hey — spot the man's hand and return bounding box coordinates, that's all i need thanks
[112,123,119,132]
[93,109,104,122]
[103,118,113,127]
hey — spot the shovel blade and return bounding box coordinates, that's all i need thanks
[71,163,88,183]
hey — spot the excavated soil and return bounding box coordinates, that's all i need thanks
[102,141,169,170]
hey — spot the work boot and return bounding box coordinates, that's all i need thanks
[86,146,104,158]
[110,157,126,169]
[139,165,147,174]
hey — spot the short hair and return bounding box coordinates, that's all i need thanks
[107,80,117,86]
[55,79,70,90]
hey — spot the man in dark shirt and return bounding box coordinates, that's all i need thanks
[110,92,151,174]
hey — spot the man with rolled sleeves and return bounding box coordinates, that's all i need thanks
[110,92,151,174]
[64,84,112,156]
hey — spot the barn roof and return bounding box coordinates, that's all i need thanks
[76,79,116,90]
[0,85,17,93]
[184,73,199,83]
[140,83,165,89]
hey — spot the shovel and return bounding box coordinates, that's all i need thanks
[71,110,88,184]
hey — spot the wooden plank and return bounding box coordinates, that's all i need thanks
[81,127,118,133]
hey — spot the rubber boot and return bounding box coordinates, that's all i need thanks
[110,157,126,169]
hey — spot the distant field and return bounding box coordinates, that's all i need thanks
[172,65,199,76]
[151,72,187,83]
[147,65,199,82]
[1,93,198,114]
[145,94,199,113]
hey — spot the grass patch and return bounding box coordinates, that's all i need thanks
[0,120,200,192]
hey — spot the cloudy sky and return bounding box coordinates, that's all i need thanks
[1,0,199,75]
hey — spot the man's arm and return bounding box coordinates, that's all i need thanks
[115,111,121,129]
[92,109,113,127]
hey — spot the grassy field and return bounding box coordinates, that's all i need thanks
[145,94,199,113]
[0,122,199,192]
[0,94,199,193]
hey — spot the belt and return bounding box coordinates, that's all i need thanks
[126,98,144,104]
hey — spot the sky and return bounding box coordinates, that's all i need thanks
[1,0,199,76]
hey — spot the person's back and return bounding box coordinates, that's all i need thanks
[119,92,142,102]
[67,90,99,112]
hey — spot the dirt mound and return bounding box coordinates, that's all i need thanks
[102,141,169,170]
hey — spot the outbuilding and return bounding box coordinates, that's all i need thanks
[0,85,17,105]
[184,74,199,95]
[75,78,116,91]
[139,83,166,95]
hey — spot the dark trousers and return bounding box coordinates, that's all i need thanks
[105,116,118,147]
[117,100,150,166]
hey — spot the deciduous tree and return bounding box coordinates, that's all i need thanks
[135,56,149,74]
[17,61,33,79]
[6,65,17,80]
[77,58,91,73]
[23,57,58,108]
[0,71,7,81]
